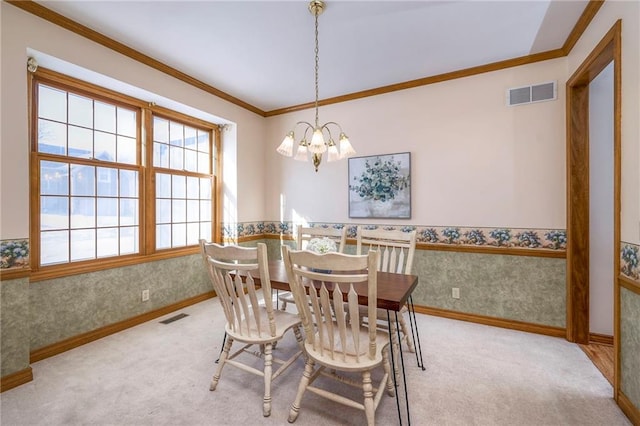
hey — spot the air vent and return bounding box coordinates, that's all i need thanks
[507,81,556,106]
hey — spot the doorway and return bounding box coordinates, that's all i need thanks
[566,20,621,394]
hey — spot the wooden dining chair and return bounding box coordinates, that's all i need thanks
[203,242,304,417]
[282,245,395,426]
[278,226,347,311]
[356,227,418,353]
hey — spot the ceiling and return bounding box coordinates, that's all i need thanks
[29,0,590,114]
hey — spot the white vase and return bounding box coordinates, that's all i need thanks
[369,200,393,217]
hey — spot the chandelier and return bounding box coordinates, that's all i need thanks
[276,0,355,172]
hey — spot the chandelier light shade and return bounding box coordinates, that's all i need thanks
[276,0,356,172]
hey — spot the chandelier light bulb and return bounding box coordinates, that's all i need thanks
[276,131,295,157]
[338,133,355,158]
[309,128,327,154]
[327,140,339,162]
[294,141,309,161]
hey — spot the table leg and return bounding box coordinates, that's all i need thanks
[388,310,411,425]
[407,296,425,370]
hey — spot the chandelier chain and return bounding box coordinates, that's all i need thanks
[314,9,320,128]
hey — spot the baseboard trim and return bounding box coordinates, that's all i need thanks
[414,305,566,338]
[589,332,614,346]
[0,367,33,393]
[618,390,640,426]
[30,291,215,363]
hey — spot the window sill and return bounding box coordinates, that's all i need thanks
[29,246,201,282]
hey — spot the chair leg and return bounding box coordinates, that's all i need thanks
[293,325,307,361]
[263,343,273,417]
[398,313,416,353]
[382,347,395,397]
[280,299,288,311]
[389,321,401,383]
[288,359,315,423]
[211,336,233,391]
[362,371,375,426]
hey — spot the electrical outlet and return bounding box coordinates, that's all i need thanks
[452,287,460,299]
[142,289,150,302]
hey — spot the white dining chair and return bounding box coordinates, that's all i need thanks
[278,225,347,311]
[356,227,418,353]
[282,245,395,426]
[203,241,304,417]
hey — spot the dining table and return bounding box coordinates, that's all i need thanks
[264,260,424,426]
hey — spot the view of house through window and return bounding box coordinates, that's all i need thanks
[32,72,219,272]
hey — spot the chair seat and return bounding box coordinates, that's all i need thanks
[226,308,301,344]
[306,327,390,371]
[278,291,295,303]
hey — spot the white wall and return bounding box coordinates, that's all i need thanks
[0,3,267,239]
[589,62,615,335]
[568,0,640,246]
[265,59,568,229]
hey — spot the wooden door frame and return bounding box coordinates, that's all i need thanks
[566,20,621,394]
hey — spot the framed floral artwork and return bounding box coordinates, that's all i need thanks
[348,152,411,219]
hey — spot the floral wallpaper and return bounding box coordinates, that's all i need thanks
[621,242,640,281]
[1,239,29,270]
[227,221,567,250]
[3,227,639,282]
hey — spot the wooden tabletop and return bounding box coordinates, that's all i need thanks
[265,260,419,312]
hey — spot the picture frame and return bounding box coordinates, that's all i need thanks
[348,152,411,219]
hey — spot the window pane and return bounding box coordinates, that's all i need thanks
[97,198,118,227]
[154,117,169,143]
[200,200,211,221]
[120,170,138,198]
[68,94,93,128]
[120,198,138,226]
[95,101,116,133]
[172,199,186,223]
[184,126,197,149]
[71,165,95,196]
[186,176,199,199]
[172,223,186,247]
[95,131,116,162]
[197,130,209,153]
[186,222,199,245]
[71,229,95,261]
[156,173,171,198]
[97,228,118,257]
[117,136,136,165]
[200,178,211,199]
[97,167,118,197]
[39,85,67,122]
[120,227,138,254]
[172,175,186,198]
[117,107,136,137]
[156,224,171,249]
[70,197,95,229]
[68,126,93,159]
[169,122,183,147]
[197,152,210,174]
[169,146,183,170]
[186,200,199,222]
[200,222,212,242]
[41,196,69,230]
[156,199,171,223]
[41,230,69,265]
[153,142,169,168]
[38,119,67,155]
[41,161,69,195]
[184,149,197,172]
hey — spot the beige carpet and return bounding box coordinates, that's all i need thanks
[0,298,631,426]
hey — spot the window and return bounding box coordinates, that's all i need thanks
[31,70,220,276]
[152,116,213,249]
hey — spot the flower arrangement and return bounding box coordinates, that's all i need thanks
[307,237,337,254]
[350,156,409,202]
